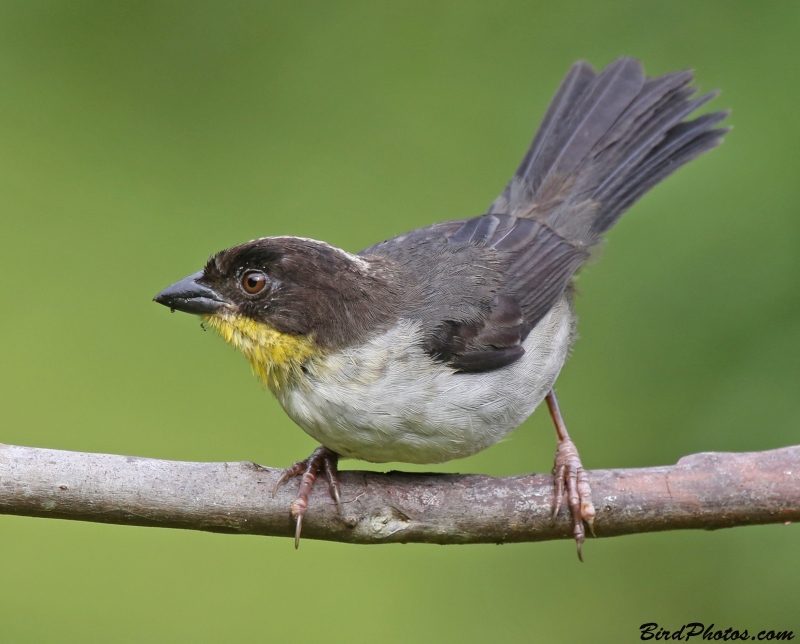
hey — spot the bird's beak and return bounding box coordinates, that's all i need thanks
[153,271,230,315]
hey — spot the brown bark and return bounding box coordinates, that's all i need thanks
[0,442,797,544]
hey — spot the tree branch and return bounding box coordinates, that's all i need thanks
[0,442,798,545]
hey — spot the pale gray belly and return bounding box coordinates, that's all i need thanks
[277,296,576,464]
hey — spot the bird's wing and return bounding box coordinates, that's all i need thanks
[360,214,586,373]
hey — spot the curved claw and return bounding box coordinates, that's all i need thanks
[273,458,307,498]
[272,470,293,498]
[294,514,303,549]
[275,446,342,547]
[330,482,342,514]
[552,463,566,522]
[323,454,343,514]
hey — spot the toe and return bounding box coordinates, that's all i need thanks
[552,437,595,560]
[278,446,342,548]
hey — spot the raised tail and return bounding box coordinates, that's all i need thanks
[487,57,729,247]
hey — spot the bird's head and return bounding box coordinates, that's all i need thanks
[154,236,394,391]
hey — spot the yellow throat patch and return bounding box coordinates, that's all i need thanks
[201,311,317,392]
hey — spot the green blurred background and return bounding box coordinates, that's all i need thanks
[1,1,798,641]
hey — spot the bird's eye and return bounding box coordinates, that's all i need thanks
[240,270,268,295]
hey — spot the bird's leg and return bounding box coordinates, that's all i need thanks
[545,390,596,561]
[272,445,342,548]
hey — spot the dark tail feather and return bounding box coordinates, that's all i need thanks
[598,110,729,228]
[512,62,597,190]
[487,57,729,247]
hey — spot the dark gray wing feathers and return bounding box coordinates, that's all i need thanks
[365,57,727,373]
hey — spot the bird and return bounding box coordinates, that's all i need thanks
[154,57,728,559]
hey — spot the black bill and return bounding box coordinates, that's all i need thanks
[153,271,229,315]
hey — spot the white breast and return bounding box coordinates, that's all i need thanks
[277,296,576,464]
